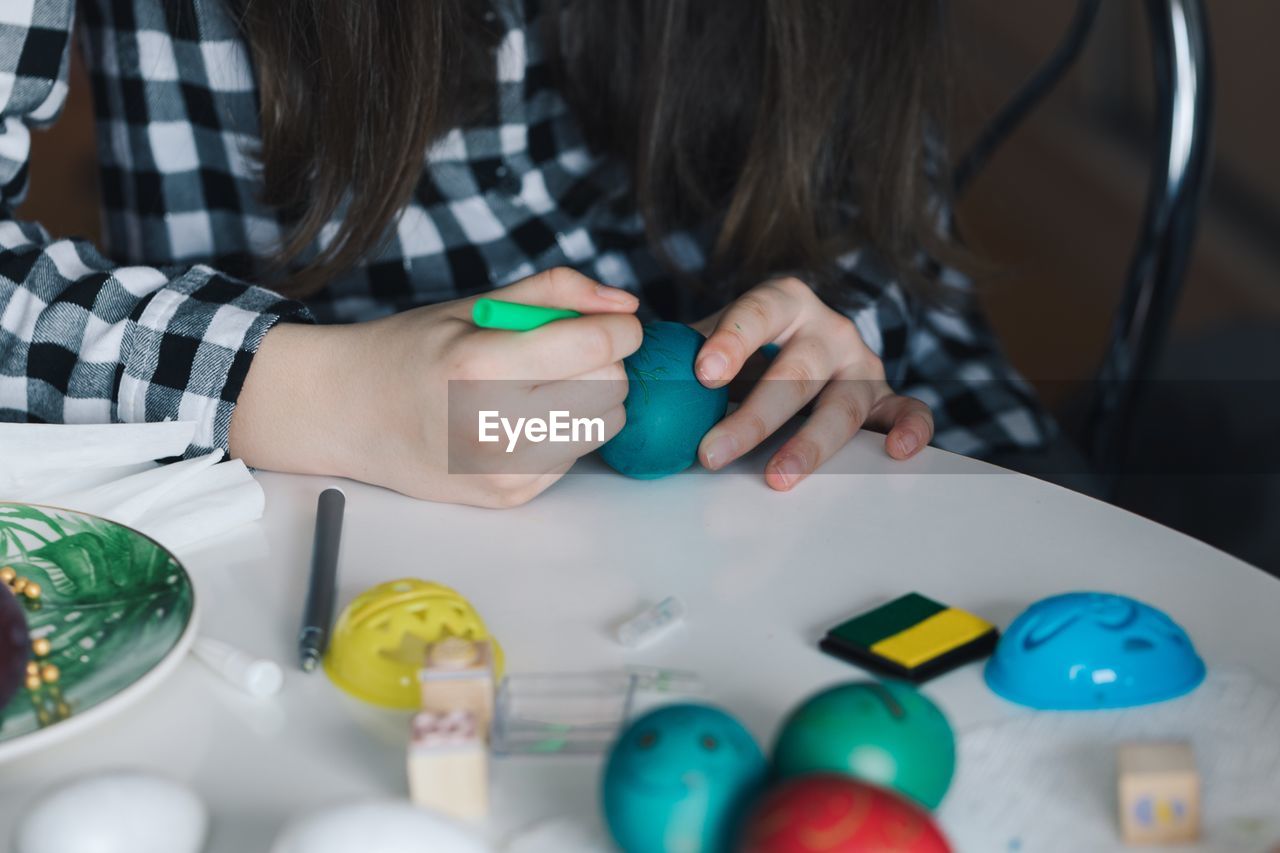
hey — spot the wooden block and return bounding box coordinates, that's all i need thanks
[418,637,495,733]
[407,710,488,820]
[1118,741,1200,845]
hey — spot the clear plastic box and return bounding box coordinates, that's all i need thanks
[491,668,701,756]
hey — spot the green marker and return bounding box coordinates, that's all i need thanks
[472,298,581,331]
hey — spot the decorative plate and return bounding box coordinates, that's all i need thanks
[0,502,197,763]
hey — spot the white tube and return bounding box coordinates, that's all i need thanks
[193,637,284,698]
[615,597,686,649]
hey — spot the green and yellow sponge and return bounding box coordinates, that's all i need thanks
[820,593,998,683]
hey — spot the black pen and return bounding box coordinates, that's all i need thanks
[299,487,345,672]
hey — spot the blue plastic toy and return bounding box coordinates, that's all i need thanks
[602,703,766,853]
[984,592,1206,710]
[599,322,729,479]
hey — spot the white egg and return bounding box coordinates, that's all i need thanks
[271,801,492,853]
[15,771,207,853]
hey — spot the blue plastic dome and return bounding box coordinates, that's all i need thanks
[984,592,1205,710]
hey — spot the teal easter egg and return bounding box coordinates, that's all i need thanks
[600,321,729,479]
[602,703,766,853]
[771,681,956,810]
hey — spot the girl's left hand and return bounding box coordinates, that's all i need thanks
[692,277,933,491]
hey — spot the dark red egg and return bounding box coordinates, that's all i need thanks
[738,774,952,853]
[0,583,30,713]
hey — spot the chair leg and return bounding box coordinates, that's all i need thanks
[1084,0,1215,491]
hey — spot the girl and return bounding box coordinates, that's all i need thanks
[0,1,1050,507]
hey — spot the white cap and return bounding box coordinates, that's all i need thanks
[194,637,284,698]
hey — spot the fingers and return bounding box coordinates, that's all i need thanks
[866,393,934,460]
[529,362,629,421]
[480,266,639,315]
[697,336,838,470]
[763,378,881,491]
[761,384,933,491]
[470,398,625,490]
[468,312,642,380]
[459,267,643,380]
[688,309,723,337]
[503,401,626,470]
[695,281,803,388]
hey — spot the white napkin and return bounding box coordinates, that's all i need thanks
[0,422,264,553]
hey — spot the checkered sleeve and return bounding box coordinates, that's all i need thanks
[0,2,310,456]
[896,263,1055,458]
[831,246,1053,459]
[822,124,1057,459]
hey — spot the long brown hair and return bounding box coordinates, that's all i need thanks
[239,0,951,303]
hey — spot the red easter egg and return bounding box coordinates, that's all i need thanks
[738,774,952,853]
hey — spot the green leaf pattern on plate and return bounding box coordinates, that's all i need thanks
[0,503,193,740]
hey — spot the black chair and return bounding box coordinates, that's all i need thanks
[954,0,1214,496]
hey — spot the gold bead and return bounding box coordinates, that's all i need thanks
[22,582,40,600]
[32,637,50,657]
[39,663,59,684]
[10,577,26,594]
[26,661,39,677]
[25,674,41,691]
[0,566,14,583]
[55,702,71,718]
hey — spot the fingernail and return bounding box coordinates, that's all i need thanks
[596,285,637,305]
[702,433,739,470]
[770,454,805,489]
[697,352,728,383]
[896,431,920,457]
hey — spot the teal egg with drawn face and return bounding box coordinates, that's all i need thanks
[602,704,766,853]
[599,322,729,479]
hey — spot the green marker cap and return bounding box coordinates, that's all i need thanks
[472,298,581,331]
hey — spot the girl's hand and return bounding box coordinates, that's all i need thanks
[692,276,933,491]
[230,267,640,507]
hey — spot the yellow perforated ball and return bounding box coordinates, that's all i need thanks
[323,579,503,709]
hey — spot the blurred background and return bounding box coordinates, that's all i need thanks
[17,4,1279,572]
[948,2,1279,574]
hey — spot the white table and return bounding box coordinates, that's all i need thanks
[2,433,1278,852]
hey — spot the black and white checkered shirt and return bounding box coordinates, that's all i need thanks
[0,0,1052,459]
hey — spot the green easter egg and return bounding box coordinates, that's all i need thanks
[771,680,956,810]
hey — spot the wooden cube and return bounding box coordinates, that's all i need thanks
[407,709,488,820]
[418,637,495,733]
[1117,741,1200,845]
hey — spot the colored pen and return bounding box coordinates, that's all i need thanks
[298,487,345,672]
[472,298,580,331]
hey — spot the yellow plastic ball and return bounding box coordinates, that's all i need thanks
[323,579,503,709]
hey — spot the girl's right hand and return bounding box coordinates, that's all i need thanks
[230,267,641,507]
